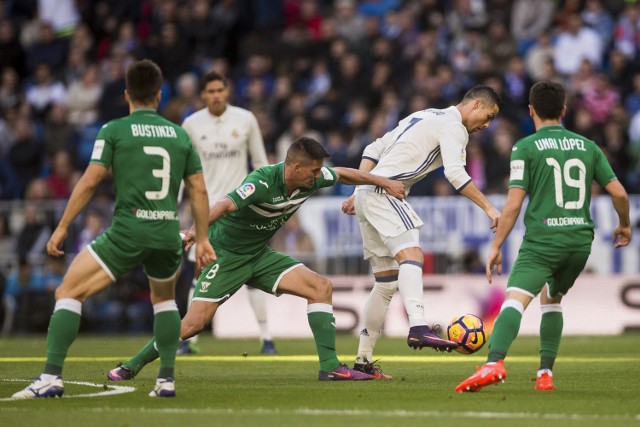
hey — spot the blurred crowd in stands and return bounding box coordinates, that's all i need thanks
[2,0,640,333]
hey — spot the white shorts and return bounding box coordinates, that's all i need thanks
[354,189,423,262]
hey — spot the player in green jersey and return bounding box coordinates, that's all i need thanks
[108,136,405,381]
[456,81,631,393]
[11,60,216,400]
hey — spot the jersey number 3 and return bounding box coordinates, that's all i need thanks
[545,158,586,209]
[143,146,171,200]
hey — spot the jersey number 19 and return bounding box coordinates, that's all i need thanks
[545,157,586,210]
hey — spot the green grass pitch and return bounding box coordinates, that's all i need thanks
[1,334,639,427]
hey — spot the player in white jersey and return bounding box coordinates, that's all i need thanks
[179,71,276,355]
[341,85,502,379]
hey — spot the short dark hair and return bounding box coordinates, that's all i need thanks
[529,80,565,120]
[461,85,501,109]
[285,137,330,165]
[200,70,228,91]
[126,59,163,105]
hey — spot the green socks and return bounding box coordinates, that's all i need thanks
[539,308,563,370]
[44,299,83,376]
[487,305,523,363]
[154,308,181,379]
[307,304,340,372]
[123,301,180,378]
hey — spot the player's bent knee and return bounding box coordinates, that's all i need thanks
[307,277,332,303]
[181,301,217,338]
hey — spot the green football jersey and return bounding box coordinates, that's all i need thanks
[210,162,338,253]
[90,109,202,248]
[509,124,617,250]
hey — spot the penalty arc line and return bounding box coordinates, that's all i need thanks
[0,379,135,401]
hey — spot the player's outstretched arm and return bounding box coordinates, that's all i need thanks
[340,158,379,216]
[183,196,237,251]
[334,166,405,199]
[46,164,108,257]
[604,180,632,248]
[458,180,501,231]
[485,187,526,283]
[184,172,217,270]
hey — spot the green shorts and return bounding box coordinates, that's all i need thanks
[507,245,590,298]
[192,246,302,303]
[89,228,182,280]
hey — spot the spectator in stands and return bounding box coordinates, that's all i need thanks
[581,0,615,51]
[46,150,75,199]
[553,13,603,77]
[511,0,555,55]
[0,18,26,76]
[74,208,105,253]
[25,62,67,121]
[580,73,620,127]
[270,213,316,269]
[275,113,323,162]
[4,257,48,333]
[66,63,103,127]
[43,104,77,161]
[613,3,640,60]
[7,117,41,197]
[97,51,128,122]
[0,66,22,112]
[525,33,554,81]
[15,202,51,263]
[25,22,68,74]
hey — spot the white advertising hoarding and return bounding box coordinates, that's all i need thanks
[214,274,640,338]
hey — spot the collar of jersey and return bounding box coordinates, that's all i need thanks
[537,124,564,131]
[208,106,229,121]
[275,162,291,196]
[131,108,157,115]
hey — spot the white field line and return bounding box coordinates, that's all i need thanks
[0,406,638,422]
[0,355,639,363]
[0,379,135,401]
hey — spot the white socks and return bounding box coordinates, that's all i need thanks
[356,278,398,364]
[247,287,272,341]
[397,262,427,327]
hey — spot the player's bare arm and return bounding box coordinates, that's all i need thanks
[334,166,405,200]
[604,179,632,249]
[486,187,527,283]
[183,196,237,251]
[458,180,501,231]
[46,164,108,257]
[341,158,379,215]
[184,172,217,270]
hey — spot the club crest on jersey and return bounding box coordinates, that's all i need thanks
[236,183,256,199]
[200,282,211,292]
[321,167,333,180]
[231,128,239,137]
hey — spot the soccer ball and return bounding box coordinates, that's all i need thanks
[447,314,486,354]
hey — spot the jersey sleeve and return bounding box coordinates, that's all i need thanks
[593,146,617,188]
[438,123,472,190]
[247,113,269,168]
[362,137,387,163]
[225,171,270,209]
[89,123,114,168]
[508,142,529,191]
[317,166,338,188]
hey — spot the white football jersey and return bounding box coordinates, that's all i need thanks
[362,106,471,193]
[181,105,269,201]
